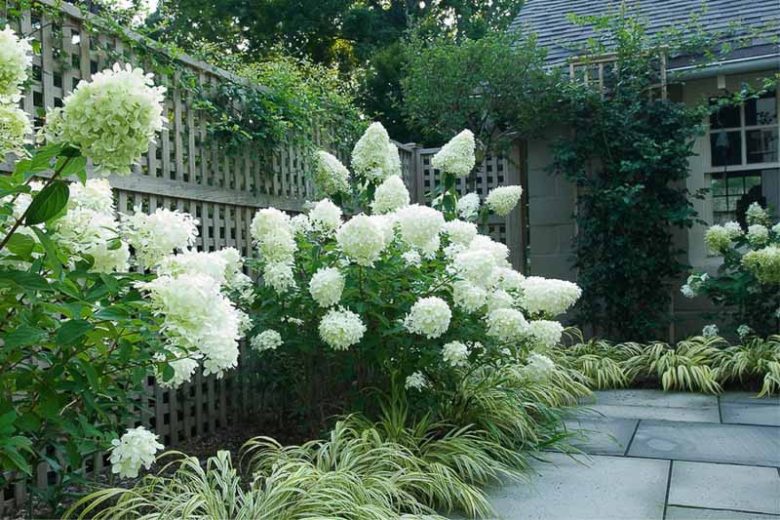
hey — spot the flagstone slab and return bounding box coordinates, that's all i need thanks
[666,506,780,519]
[586,389,719,408]
[668,461,780,515]
[579,403,721,423]
[628,420,780,467]
[563,417,638,455]
[480,453,669,520]
[720,402,780,426]
[720,392,780,406]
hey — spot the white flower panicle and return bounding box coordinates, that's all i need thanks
[486,289,515,312]
[138,273,242,381]
[336,215,386,266]
[351,122,399,183]
[442,341,470,367]
[402,250,422,267]
[404,296,452,339]
[469,235,510,266]
[395,204,444,251]
[69,178,115,213]
[527,320,564,349]
[44,63,165,175]
[485,308,529,343]
[371,175,410,214]
[495,267,524,294]
[309,198,343,234]
[520,277,582,317]
[453,249,496,287]
[431,129,476,178]
[109,426,164,479]
[702,324,719,338]
[0,26,32,102]
[746,202,770,226]
[157,250,232,285]
[485,185,522,217]
[456,192,481,221]
[442,220,477,247]
[251,208,297,264]
[313,150,350,196]
[747,224,769,247]
[290,214,312,235]
[309,267,345,307]
[522,353,555,382]
[704,222,742,253]
[405,371,428,390]
[158,357,199,390]
[742,245,780,284]
[251,208,291,238]
[452,280,488,313]
[122,208,199,269]
[251,330,283,352]
[53,207,129,273]
[319,307,366,350]
[0,104,30,158]
[263,261,296,294]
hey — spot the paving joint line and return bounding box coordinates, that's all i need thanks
[668,504,780,517]
[662,460,674,520]
[623,419,641,456]
[622,453,780,470]
[717,394,723,424]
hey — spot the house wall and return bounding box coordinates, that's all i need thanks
[525,69,779,340]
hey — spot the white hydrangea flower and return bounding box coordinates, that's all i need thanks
[290,214,312,235]
[370,214,397,244]
[0,104,30,157]
[702,324,719,338]
[485,308,529,343]
[309,199,343,234]
[109,426,164,479]
[336,215,386,266]
[520,276,582,317]
[263,261,296,294]
[469,235,510,266]
[486,289,514,312]
[452,280,488,313]
[680,284,695,298]
[43,63,165,175]
[251,208,290,239]
[394,204,444,251]
[404,296,452,339]
[522,353,555,382]
[158,356,199,389]
[351,122,398,183]
[251,208,297,264]
[456,192,481,221]
[495,267,524,293]
[527,320,564,349]
[747,224,769,247]
[442,340,470,367]
[402,250,422,267]
[442,220,477,247]
[746,202,769,226]
[371,175,410,214]
[156,250,236,285]
[485,185,522,217]
[309,266,345,307]
[121,208,199,270]
[453,249,496,287]
[69,178,115,213]
[405,371,428,390]
[737,324,753,339]
[52,204,129,273]
[318,307,366,350]
[0,26,32,102]
[251,330,283,352]
[313,150,350,196]
[138,273,243,379]
[431,129,476,178]
[704,223,742,254]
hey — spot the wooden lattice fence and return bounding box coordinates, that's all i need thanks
[0,0,525,512]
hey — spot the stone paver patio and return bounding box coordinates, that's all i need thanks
[473,389,780,520]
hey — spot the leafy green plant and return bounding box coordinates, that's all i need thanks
[718,336,780,396]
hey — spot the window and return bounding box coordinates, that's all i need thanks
[708,90,780,223]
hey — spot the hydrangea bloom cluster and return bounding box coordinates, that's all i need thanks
[527,320,564,349]
[452,281,488,313]
[456,193,481,221]
[742,245,780,284]
[313,151,350,195]
[746,202,770,226]
[251,330,283,352]
[520,277,582,317]
[309,267,345,307]
[404,297,452,339]
[704,222,742,254]
[351,122,400,183]
[371,175,410,214]
[336,215,386,266]
[0,104,30,158]
[442,341,470,367]
[309,198,342,234]
[395,204,444,251]
[319,307,366,350]
[702,324,719,338]
[485,185,522,217]
[431,129,476,177]
[442,220,477,247]
[0,26,32,102]
[522,353,555,382]
[485,308,529,343]
[43,63,165,175]
[405,371,428,390]
[680,272,709,299]
[122,208,199,269]
[747,224,769,247]
[109,426,164,479]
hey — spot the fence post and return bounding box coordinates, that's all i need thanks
[505,141,524,271]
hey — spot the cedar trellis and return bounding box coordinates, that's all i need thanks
[0,0,524,511]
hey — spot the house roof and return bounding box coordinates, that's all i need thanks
[510,0,780,67]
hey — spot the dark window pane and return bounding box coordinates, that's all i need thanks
[710,100,741,129]
[710,131,742,166]
[711,174,726,196]
[727,174,744,195]
[745,92,777,126]
[746,128,779,163]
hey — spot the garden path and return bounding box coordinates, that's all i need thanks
[465,389,780,520]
